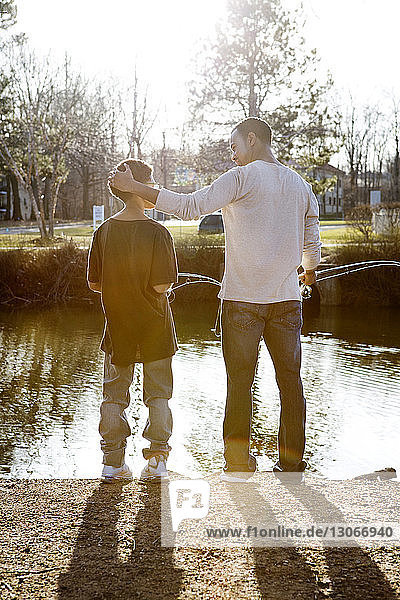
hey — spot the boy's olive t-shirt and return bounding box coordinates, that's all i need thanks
[87,218,178,366]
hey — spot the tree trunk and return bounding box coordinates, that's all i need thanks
[393,139,399,203]
[48,190,54,237]
[61,190,69,220]
[48,178,62,237]
[31,176,48,237]
[82,165,90,219]
[27,185,46,237]
[9,172,22,220]
[43,177,51,219]
[5,175,11,220]
[247,25,258,117]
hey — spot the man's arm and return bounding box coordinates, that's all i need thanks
[110,163,244,221]
[301,185,322,284]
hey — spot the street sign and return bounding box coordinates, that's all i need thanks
[370,190,381,206]
[93,205,104,230]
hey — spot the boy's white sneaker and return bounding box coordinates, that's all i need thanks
[101,463,133,483]
[220,471,255,483]
[140,455,169,482]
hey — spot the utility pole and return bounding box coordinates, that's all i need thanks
[161,131,167,188]
[159,132,167,222]
[130,66,138,158]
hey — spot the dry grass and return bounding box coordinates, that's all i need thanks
[331,233,400,305]
[0,238,224,307]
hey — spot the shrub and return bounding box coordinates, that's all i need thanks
[345,204,373,242]
[0,242,94,307]
[331,233,400,305]
[0,238,224,307]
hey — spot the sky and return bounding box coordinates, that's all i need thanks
[12,0,400,151]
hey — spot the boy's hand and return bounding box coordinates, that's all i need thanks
[153,283,172,294]
[108,163,137,193]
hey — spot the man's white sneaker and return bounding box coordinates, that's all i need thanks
[101,463,133,483]
[140,455,169,482]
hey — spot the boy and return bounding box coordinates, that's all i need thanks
[87,158,178,483]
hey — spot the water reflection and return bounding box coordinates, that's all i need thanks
[0,304,399,479]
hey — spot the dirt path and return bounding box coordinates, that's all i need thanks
[1,477,399,600]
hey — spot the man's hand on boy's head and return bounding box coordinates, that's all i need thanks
[108,163,136,193]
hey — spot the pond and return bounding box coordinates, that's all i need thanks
[0,302,399,480]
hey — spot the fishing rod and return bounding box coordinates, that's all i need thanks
[171,272,221,291]
[316,260,400,281]
[172,260,400,297]
[169,261,400,333]
[300,260,400,299]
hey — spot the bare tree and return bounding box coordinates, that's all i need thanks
[67,80,122,219]
[389,99,400,202]
[342,99,392,210]
[0,41,84,237]
[123,66,158,159]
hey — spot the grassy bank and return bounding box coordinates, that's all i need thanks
[1,231,399,307]
[0,239,224,307]
[331,235,400,305]
[0,220,350,249]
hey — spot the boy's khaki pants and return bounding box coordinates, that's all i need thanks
[99,353,173,467]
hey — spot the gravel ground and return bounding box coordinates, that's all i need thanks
[1,477,399,600]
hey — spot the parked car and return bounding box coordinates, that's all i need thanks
[198,212,224,234]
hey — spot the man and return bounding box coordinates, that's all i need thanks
[88,158,178,483]
[109,117,321,482]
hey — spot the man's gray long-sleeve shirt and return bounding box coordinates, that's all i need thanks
[155,160,321,303]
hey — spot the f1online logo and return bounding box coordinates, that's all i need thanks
[169,480,211,532]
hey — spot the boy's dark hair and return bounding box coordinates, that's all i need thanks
[233,117,272,145]
[109,158,153,203]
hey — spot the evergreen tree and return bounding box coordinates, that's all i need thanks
[188,0,340,192]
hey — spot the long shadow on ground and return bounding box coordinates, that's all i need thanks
[227,479,398,600]
[57,482,183,600]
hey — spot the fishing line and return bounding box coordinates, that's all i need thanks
[169,261,400,337]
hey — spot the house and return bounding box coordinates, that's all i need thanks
[0,175,7,220]
[0,174,31,221]
[312,164,345,217]
[286,161,345,218]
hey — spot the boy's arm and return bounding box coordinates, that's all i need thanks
[87,231,102,293]
[149,229,178,293]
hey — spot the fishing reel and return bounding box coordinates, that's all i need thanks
[300,282,313,300]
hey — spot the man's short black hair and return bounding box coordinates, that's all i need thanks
[109,158,153,203]
[233,117,272,145]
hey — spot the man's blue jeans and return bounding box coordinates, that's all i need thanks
[100,354,173,467]
[222,299,306,472]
